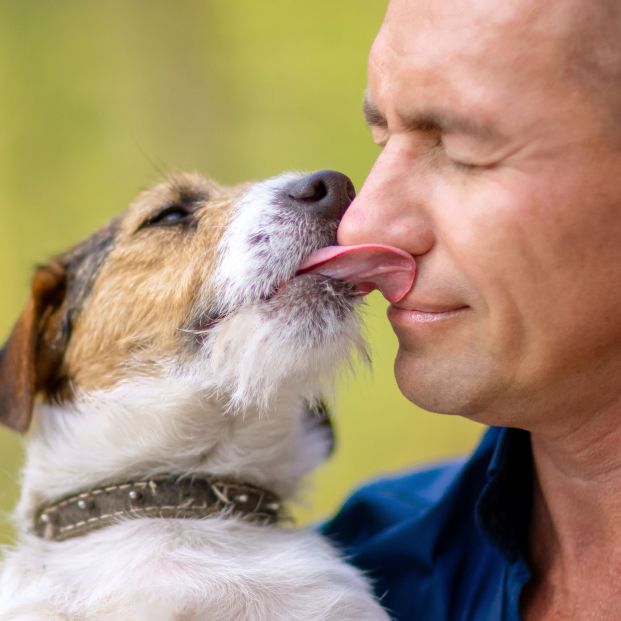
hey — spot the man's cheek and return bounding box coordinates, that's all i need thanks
[435,181,526,266]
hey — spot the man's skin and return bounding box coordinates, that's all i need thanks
[337,1,621,619]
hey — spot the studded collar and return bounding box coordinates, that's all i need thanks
[33,475,283,542]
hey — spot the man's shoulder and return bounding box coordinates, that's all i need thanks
[322,427,501,551]
[322,458,470,545]
[320,428,515,620]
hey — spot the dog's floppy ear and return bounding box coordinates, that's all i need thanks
[0,263,67,433]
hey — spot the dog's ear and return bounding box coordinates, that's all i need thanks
[0,263,67,433]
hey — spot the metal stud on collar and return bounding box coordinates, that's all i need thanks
[77,499,92,510]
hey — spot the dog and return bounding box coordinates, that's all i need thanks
[0,170,414,620]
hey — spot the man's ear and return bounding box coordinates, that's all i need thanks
[0,263,67,433]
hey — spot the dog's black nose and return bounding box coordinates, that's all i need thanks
[286,170,355,220]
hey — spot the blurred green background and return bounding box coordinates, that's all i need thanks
[0,1,482,544]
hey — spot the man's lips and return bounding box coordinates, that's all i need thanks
[391,302,469,314]
[388,303,469,324]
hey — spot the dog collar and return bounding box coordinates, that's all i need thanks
[33,476,283,542]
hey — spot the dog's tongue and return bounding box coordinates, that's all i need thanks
[298,244,416,303]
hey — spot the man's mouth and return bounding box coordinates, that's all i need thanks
[388,304,470,325]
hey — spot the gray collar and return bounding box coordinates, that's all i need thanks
[34,475,283,542]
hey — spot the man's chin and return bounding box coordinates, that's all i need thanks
[393,347,495,419]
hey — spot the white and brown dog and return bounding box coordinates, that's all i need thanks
[0,170,414,620]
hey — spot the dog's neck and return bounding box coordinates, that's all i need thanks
[15,373,330,530]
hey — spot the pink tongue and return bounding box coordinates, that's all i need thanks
[297,244,416,303]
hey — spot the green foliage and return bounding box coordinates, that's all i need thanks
[0,1,481,545]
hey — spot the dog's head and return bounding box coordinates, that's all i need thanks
[0,170,368,433]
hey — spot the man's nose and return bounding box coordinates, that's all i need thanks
[284,170,355,221]
[338,147,434,254]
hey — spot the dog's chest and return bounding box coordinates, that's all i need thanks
[0,520,390,621]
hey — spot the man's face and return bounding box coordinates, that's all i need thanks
[338,0,621,427]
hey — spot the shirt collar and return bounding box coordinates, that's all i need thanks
[475,427,533,563]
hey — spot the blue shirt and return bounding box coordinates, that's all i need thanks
[321,427,534,621]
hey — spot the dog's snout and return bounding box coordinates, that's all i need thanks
[286,170,355,220]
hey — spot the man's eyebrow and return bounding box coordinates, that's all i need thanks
[363,97,388,128]
[363,96,499,140]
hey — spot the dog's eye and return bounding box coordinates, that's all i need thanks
[140,205,194,230]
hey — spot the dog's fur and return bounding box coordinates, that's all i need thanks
[0,172,390,620]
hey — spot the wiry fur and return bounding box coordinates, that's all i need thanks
[195,175,367,410]
[0,172,389,620]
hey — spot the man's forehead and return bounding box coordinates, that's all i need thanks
[372,1,617,109]
[371,0,621,133]
[383,0,585,33]
[377,0,586,64]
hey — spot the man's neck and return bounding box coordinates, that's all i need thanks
[523,414,621,619]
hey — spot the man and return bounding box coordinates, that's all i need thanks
[322,1,621,619]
